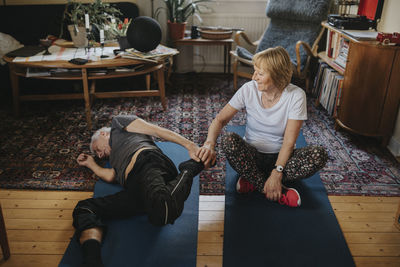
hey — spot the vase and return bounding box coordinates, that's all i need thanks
[117,36,131,50]
[68,25,88,48]
[167,21,187,41]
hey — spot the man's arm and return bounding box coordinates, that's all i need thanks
[125,119,201,162]
[77,153,115,183]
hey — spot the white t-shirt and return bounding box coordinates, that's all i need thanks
[229,80,307,153]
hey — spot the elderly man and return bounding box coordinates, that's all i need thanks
[74,115,205,267]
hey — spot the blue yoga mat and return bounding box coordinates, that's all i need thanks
[59,142,199,267]
[223,125,354,267]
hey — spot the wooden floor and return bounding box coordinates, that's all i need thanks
[0,190,399,267]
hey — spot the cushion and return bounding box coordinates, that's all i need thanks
[0,32,23,65]
[236,46,253,60]
[266,0,331,23]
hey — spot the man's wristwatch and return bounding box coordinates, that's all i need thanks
[274,165,284,173]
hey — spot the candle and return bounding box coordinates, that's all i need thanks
[85,14,90,29]
[100,29,104,43]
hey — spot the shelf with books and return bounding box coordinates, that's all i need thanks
[313,60,343,118]
[320,22,377,74]
[314,22,400,146]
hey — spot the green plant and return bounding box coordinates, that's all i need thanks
[155,0,213,23]
[64,0,122,29]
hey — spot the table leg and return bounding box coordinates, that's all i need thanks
[90,80,96,107]
[224,45,227,74]
[228,43,232,75]
[157,67,167,110]
[146,74,151,90]
[9,64,20,117]
[81,68,92,129]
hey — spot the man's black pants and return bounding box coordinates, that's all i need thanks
[72,149,195,237]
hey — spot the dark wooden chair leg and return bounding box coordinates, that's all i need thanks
[0,203,10,260]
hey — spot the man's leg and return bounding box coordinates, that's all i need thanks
[137,150,203,226]
[73,185,143,267]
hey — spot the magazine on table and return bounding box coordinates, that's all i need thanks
[125,44,179,59]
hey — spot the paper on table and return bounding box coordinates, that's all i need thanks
[12,45,118,62]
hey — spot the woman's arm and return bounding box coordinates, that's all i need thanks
[197,104,238,167]
[125,119,201,162]
[263,119,303,201]
[77,153,116,183]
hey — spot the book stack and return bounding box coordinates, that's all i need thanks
[313,60,344,117]
[121,44,179,63]
[326,29,350,73]
[332,38,349,72]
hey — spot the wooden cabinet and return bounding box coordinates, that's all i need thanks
[318,23,400,145]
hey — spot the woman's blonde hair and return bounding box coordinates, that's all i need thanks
[253,46,293,90]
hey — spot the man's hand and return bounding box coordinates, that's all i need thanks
[77,153,95,168]
[263,171,283,202]
[196,143,216,169]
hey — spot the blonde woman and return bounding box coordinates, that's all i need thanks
[197,46,327,207]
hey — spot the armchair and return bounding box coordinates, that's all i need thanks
[231,0,331,91]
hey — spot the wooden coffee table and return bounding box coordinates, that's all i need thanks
[3,56,167,128]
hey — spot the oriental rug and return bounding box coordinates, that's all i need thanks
[0,73,399,196]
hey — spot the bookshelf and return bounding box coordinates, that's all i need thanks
[315,22,400,145]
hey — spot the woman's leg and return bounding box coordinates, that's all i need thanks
[221,132,266,192]
[283,146,328,182]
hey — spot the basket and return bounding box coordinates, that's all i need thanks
[198,29,233,40]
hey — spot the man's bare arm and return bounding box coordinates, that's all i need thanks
[77,153,116,183]
[125,119,201,162]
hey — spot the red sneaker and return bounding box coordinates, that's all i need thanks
[236,177,256,193]
[279,188,301,207]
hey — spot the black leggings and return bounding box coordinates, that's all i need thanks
[222,132,328,192]
[73,149,195,237]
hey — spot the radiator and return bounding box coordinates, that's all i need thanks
[192,14,269,72]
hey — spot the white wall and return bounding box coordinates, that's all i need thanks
[138,0,269,73]
[378,0,400,157]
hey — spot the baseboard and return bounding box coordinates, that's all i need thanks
[387,136,400,157]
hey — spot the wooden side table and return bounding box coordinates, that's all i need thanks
[3,57,167,129]
[174,37,234,74]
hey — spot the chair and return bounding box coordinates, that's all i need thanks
[0,203,10,260]
[230,0,331,91]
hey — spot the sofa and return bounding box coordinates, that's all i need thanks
[0,2,139,104]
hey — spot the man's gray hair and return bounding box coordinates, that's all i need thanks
[90,127,111,154]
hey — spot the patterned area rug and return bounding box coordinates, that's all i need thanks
[0,73,399,196]
[303,99,400,196]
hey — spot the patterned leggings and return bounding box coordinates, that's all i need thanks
[221,132,328,193]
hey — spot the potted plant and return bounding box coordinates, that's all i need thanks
[155,0,212,40]
[108,18,132,50]
[64,0,122,47]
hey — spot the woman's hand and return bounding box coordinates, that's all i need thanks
[187,143,202,162]
[263,170,283,202]
[196,143,216,169]
[76,153,95,168]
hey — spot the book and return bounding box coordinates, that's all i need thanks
[26,67,51,77]
[342,30,378,40]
